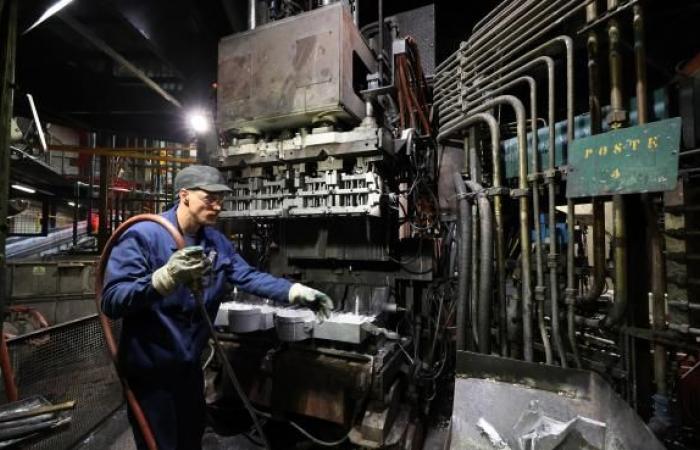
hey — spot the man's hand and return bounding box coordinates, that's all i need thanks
[288,283,334,321]
[152,246,210,296]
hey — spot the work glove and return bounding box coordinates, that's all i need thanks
[152,246,210,296]
[288,283,334,322]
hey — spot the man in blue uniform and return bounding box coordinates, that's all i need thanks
[102,165,333,450]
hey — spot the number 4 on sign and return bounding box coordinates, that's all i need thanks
[611,168,621,179]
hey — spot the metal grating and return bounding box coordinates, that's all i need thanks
[2,314,124,450]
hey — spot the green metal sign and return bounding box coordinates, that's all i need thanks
[566,117,681,198]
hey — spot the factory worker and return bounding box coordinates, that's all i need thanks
[101,164,332,450]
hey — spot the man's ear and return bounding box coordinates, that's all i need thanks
[179,189,189,206]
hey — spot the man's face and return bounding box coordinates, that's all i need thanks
[182,189,225,225]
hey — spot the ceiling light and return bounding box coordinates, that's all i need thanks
[12,184,36,194]
[24,0,75,34]
[68,201,76,207]
[187,110,210,134]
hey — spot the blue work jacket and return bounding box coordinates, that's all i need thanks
[101,205,292,374]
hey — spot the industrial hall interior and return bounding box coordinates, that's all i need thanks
[1,0,700,449]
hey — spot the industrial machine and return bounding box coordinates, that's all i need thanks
[203,1,700,449]
[208,2,437,448]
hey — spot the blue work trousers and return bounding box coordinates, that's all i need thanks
[126,365,205,450]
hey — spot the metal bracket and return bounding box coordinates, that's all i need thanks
[510,188,530,199]
[564,288,577,305]
[485,187,510,197]
[542,169,560,184]
[527,173,542,183]
[534,286,547,302]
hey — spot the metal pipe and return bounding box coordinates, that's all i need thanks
[606,16,629,329]
[470,67,564,364]
[377,0,383,85]
[470,155,479,347]
[633,2,669,431]
[446,96,533,361]
[634,4,648,125]
[452,172,472,351]
[608,19,626,128]
[440,0,591,105]
[98,136,111,252]
[606,194,627,326]
[560,35,579,369]
[437,8,590,116]
[473,75,553,363]
[455,36,577,367]
[435,0,568,93]
[442,55,556,127]
[437,113,507,356]
[248,0,257,30]
[471,0,528,36]
[0,2,18,398]
[442,51,564,367]
[352,0,359,26]
[578,13,606,306]
[466,180,494,354]
[435,0,562,91]
[0,0,19,402]
[466,0,543,56]
[440,35,574,129]
[460,36,576,367]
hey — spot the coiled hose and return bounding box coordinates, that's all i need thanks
[95,214,270,450]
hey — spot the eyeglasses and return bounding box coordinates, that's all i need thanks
[190,190,226,206]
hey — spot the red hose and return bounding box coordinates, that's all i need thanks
[95,214,185,450]
[0,334,18,402]
[8,306,50,329]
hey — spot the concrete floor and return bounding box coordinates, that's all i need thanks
[75,407,260,450]
[76,406,450,449]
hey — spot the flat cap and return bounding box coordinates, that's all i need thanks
[173,165,232,193]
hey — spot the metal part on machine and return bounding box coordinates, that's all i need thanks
[274,309,315,341]
[217,2,376,133]
[220,122,390,218]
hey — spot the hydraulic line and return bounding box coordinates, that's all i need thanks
[452,172,472,351]
[441,96,533,361]
[465,180,493,354]
[96,214,271,450]
[440,114,505,355]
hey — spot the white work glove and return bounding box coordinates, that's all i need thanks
[288,283,334,321]
[152,246,210,296]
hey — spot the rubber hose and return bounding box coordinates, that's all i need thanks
[96,214,181,450]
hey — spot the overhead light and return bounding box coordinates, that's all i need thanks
[27,94,47,152]
[187,110,210,134]
[68,201,76,207]
[24,0,75,34]
[12,184,36,194]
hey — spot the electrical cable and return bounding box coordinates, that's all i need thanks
[191,284,271,450]
[288,420,350,447]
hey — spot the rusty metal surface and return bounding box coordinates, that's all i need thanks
[217,2,376,133]
[567,117,681,197]
[449,352,665,450]
[272,348,370,425]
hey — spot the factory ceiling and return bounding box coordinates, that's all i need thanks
[16,0,484,142]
